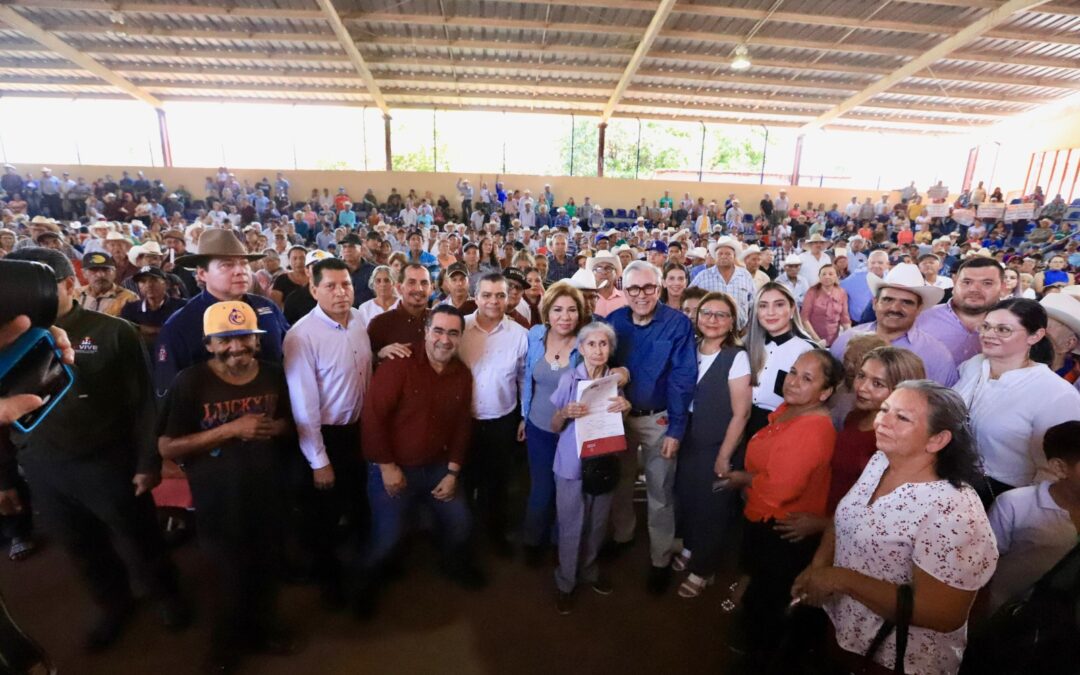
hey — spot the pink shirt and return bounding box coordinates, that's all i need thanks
[594,288,627,318]
[800,284,849,346]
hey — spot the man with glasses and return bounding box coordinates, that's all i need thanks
[689,237,755,331]
[606,261,696,595]
[830,263,958,386]
[588,250,626,317]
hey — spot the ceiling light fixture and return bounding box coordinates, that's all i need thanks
[730,45,751,71]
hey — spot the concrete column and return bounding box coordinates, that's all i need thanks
[597,122,607,177]
[384,114,392,171]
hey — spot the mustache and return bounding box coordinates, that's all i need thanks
[214,347,256,361]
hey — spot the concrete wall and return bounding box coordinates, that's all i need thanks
[19,163,906,210]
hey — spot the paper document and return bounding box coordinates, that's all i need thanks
[574,374,627,458]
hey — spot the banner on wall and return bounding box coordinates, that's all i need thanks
[1004,203,1036,222]
[952,209,975,226]
[977,204,1005,219]
[926,203,950,218]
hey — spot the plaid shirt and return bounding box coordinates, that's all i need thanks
[546,252,578,283]
[688,265,756,330]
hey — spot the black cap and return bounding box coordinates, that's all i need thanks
[5,246,76,280]
[340,233,362,246]
[133,265,167,281]
[82,251,116,269]
[365,230,382,241]
[503,267,526,288]
[446,262,469,278]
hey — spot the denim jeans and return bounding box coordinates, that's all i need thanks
[363,463,472,572]
[521,420,558,547]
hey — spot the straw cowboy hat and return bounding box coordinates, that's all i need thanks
[1041,293,1080,337]
[867,262,944,306]
[128,240,164,266]
[174,228,265,268]
[568,267,607,291]
[805,233,827,244]
[586,250,623,276]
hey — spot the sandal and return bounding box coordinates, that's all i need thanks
[677,573,713,598]
[671,550,691,573]
[8,537,37,562]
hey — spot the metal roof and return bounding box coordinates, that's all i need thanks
[0,0,1077,135]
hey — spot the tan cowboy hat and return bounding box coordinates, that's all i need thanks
[104,230,133,248]
[739,244,762,260]
[586,249,623,275]
[1041,293,1080,337]
[174,228,265,268]
[867,263,944,306]
[128,240,164,265]
[805,233,827,244]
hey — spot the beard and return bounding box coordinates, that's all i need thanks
[214,346,256,363]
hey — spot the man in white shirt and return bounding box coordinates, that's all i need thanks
[844,196,860,221]
[798,233,830,286]
[777,255,809,306]
[282,258,373,608]
[458,272,528,556]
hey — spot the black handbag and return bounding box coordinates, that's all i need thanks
[581,454,620,496]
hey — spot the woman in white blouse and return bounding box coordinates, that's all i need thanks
[953,298,1080,504]
[745,281,818,438]
[793,381,997,675]
[356,265,399,328]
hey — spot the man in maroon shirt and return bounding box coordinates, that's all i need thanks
[353,305,484,618]
[366,263,431,361]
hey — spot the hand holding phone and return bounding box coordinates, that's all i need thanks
[0,324,75,432]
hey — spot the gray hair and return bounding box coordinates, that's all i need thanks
[577,320,618,352]
[622,259,661,284]
[369,264,394,290]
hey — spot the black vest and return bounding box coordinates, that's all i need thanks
[683,345,742,454]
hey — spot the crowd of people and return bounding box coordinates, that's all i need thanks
[2,163,1080,674]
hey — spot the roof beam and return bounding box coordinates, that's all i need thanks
[313,0,387,116]
[601,0,678,124]
[805,0,1054,131]
[0,4,162,107]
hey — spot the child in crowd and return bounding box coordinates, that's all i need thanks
[987,420,1080,611]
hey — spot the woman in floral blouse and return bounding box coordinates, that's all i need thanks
[793,380,997,674]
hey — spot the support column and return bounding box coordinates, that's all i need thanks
[384,114,392,171]
[791,134,804,187]
[597,122,607,177]
[156,108,173,168]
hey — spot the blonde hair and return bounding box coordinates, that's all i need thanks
[747,282,818,386]
[540,281,586,331]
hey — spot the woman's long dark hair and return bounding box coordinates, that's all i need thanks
[990,297,1053,365]
[894,380,983,489]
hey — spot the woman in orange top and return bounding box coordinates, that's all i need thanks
[726,348,842,660]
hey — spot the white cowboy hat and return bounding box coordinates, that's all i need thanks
[713,236,741,254]
[867,263,944,306]
[586,249,623,275]
[832,248,848,259]
[1041,293,1080,337]
[739,244,762,260]
[568,267,607,291]
[805,233,827,244]
[686,246,709,261]
[782,254,803,267]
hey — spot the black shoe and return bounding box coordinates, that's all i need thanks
[447,563,488,591]
[646,565,672,596]
[158,594,192,632]
[599,538,634,560]
[202,646,241,674]
[555,591,574,615]
[251,627,300,657]
[85,601,134,652]
[522,545,546,568]
[590,576,614,596]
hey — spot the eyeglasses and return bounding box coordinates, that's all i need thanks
[977,323,1017,338]
[625,284,659,297]
[698,310,732,321]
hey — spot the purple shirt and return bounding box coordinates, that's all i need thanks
[831,322,959,387]
[914,301,981,365]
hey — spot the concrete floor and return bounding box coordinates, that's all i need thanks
[0,523,740,674]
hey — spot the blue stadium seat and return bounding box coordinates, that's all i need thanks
[1071,199,1080,207]
[1009,198,1022,205]
[628,209,637,219]
[603,208,614,218]
[616,209,627,218]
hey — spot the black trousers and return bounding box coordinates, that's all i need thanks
[464,412,520,543]
[673,444,740,578]
[0,477,33,542]
[186,443,285,651]
[22,456,179,614]
[739,518,820,653]
[297,424,367,591]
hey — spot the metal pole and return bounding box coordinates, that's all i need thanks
[432,108,437,173]
[698,121,705,182]
[0,131,6,163]
[155,108,173,168]
[759,125,768,185]
[75,141,82,166]
[384,114,392,172]
[569,114,575,177]
[291,105,298,171]
[989,141,1001,188]
[635,118,642,179]
[791,134,804,186]
[362,106,368,171]
[502,112,507,174]
[597,122,607,177]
